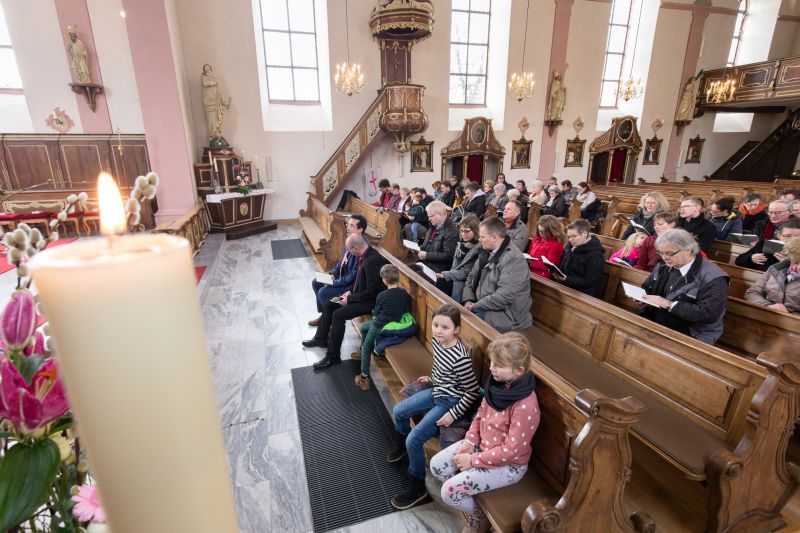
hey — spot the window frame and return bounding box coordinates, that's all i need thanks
[598,0,634,109]
[258,0,321,104]
[449,0,492,106]
[0,4,22,92]
[726,0,747,68]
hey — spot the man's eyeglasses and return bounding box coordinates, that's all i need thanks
[768,209,787,216]
[656,249,681,258]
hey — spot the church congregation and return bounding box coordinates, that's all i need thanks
[4,0,800,532]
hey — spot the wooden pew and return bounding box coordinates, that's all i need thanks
[599,259,800,359]
[368,248,653,533]
[298,192,347,270]
[339,196,404,259]
[153,201,209,256]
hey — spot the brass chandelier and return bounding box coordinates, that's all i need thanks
[335,0,364,96]
[705,77,736,104]
[508,0,535,102]
[617,0,644,102]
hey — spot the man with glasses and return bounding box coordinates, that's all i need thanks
[307,215,367,327]
[553,219,605,298]
[417,200,459,275]
[736,218,800,271]
[640,229,729,345]
[677,196,716,254]
[303,233,388,370]
[753,200,792,241]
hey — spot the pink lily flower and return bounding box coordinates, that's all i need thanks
[0,357,69,433]
[1,290,36,351]
[72,484,107,523]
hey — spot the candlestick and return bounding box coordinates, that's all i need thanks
[29,181,238,533]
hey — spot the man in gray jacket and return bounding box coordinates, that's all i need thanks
[462,217,533,332]
[502,200,530,252]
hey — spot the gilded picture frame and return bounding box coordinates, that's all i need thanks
[564,137,585,167]
[643,137,662,165]
[410,138,433,172]
[511,138,532,169]
[685,135,704,164]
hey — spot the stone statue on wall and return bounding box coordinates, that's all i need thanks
[201,64,231,140]
[675,72,702,122]
[546,66,567,122]
[66,26,91,84]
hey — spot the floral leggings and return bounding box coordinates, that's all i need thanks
[429,440,527,515]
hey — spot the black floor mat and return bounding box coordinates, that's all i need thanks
[271,238,309,260]
[292,360,408,532]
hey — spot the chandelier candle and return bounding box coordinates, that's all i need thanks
[29,175,238,533]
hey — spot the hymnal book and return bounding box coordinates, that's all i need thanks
[763,239,785,255]
[621,281,659,307]
[314,272,334,285]
[415,262,437,282]
[609,257,634,267]
[630,221,651,235]
[403,239,420,252]
[541,256,566,279]
[729,233,758,246]
[523,253,538,261]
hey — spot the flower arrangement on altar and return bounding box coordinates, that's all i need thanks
[0,173,159,532]
[232,162,252,195]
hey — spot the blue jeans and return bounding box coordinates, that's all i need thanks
[393,388,459,478]
[311,279,348,312]
[410,222,425,241]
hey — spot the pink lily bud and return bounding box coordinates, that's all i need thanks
[23,331,46,357]
[1,290,36,350]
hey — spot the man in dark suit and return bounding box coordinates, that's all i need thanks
[677,196,717,254]
[303,233,387,370]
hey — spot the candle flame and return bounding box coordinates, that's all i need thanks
[98,173,126,236]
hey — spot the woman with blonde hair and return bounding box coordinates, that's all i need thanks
[527,215,566,279]
[745,236,800,313]
[622,191,670,239]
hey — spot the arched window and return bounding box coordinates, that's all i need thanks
[726,0,747,67]
[599,0,633,108]
[0,4,23,90]
[449,0,492,105]
[258,0,321,102]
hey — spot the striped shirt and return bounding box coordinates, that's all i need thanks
[431,338,481,419]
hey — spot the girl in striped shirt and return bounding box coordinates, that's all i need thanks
[430,332,540,533]
[388,304,480,510]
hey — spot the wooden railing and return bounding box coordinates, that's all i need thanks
[310,89,386,205]
[153,202,209,256]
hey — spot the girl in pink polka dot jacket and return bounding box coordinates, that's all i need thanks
[430,332,540,533]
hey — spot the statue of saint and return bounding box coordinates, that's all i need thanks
[675,74,701,122]
[546,68,567,122]
[66,26,91,84]
[201,64,231,140]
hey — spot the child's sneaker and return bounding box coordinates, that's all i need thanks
[354,374,371,391]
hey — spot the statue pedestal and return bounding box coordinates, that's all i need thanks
[69,83,104,112]
[544,119,563,138]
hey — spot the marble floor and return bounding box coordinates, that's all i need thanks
[198,225,465,533]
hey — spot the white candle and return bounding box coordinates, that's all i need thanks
[29,181,238,533]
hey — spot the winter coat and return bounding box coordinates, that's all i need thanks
[708,214,743,242]
[641,255,730,344]
[678,215,717,254]
[739,206,767,232]
[442,240,482,302]
[735,238,782,272]
[542,193,568,218]
[506,217,530,252]
[621,210,658,239]
[744,259,800,313]
[420,217,460,272]
[634,233,660,272]
[463,237,533,332]
[529,190,548,206]
[527,237,565,279]
[558,235,606,298]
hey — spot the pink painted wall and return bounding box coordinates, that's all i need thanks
[538,0,574,180]
[53,0,112,133]
[121,0,196,222]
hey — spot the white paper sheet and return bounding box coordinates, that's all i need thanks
[415,262,437,282]
[314,272,334,285]
[403,239,420,252]
[621,281,659,307]
[541,256,566,278]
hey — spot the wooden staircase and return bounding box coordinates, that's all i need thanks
[711,141,758,180]
[723,108,800,182]
[310,89,387,206]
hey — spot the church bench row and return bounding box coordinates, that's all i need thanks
[373,246,799,532]
[298,192,404,270]
[153,201,209,256]
[362,248,653,533]
[596,258,800,359]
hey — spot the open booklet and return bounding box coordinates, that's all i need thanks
[541,256,566,278]
[729,233,758,246]
[523,253,539,261]
[403,239,420,252]
[621,281,660,307]
[414,262,437,282]
[763,239,785,255]
[314,272,333,285]
[609,256,635,267]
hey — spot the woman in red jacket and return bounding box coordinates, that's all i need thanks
[634,211,679,271]
[527,215,566,279]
